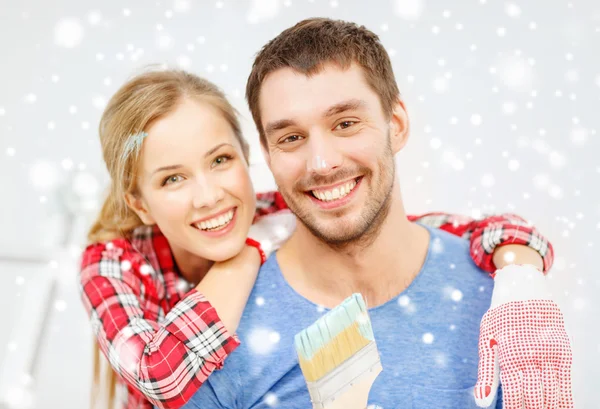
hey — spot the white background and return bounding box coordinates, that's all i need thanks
[0,0,598,408]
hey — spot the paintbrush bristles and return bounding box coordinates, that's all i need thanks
[298,321,371,382]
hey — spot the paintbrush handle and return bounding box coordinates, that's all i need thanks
[321,364,382,409]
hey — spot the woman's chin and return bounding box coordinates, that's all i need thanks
[202,240,247,262]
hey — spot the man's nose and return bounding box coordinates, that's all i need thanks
[305,135,343,175]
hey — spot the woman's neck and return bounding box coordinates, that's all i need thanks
[170,245,214,285]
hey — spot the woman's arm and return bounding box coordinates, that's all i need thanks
[409,212,553,274]
[254,192,553,273]
[79,240,260,409]
[195,242,262,334]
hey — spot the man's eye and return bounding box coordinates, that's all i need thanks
[212,154,232,167]
[335,121,356,130]
[281,135,304,144]
[163,175,184,186]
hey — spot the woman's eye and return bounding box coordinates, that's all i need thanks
[212,155,232,167]
[335,121,356,130]
[163,175,183,186]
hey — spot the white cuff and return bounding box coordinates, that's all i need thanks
[489,264,551,309]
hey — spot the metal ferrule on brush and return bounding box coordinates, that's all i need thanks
[306,342,382,409]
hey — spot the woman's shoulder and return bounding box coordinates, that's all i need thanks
[80,225,158,277]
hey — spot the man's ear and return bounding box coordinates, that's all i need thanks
[124,193,155,225]
[389,98,410,154]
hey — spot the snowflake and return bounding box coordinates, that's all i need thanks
[570,127,588,146]
[432,77,448,93]
[54,18,84,48]
[139,264,152,275]
[429,138,442,150]
[451,289,463,302]
[548,185,563,199]
[470,114,482,126]
[256,296,266,306]
[177,55,192,69]
[549,151,567,169]
[397,295,410,307]
[393,0,424,20]
[54,300,67,312]
[434,351,448,367]
[100,243,121,260]
[247,0,280,24]
[573,298,585,310]
[505,3,521,17]
[248,328,280,355]
[29,161,60,190]
[502,101,517,115]
[264,392,279,407]
[497,56,533,90]
[157,34,173,49]
[87,10,102,25]
[431,238,444,254]
[24,93,37,103]
[92,95,106,109]
[422,333,434,344]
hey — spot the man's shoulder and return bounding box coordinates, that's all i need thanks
[419,225,491,285]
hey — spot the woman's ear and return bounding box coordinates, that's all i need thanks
[389,98,410,154]
[124,193,155,225]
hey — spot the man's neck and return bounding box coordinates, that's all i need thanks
[276,191,430,308]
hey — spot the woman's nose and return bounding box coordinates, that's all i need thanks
[191,177,224,209]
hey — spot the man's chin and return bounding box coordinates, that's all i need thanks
[303,219,367,245]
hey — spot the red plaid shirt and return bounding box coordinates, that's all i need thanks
[79,192,554,409]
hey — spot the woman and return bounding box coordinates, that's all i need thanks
[79,69,553,409]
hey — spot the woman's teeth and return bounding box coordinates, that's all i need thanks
[312,179,357,202]
[195,209,234,231]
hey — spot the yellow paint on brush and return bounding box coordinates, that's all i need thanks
[297,321,371,382]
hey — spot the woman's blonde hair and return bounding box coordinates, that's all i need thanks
[88,68,249,408]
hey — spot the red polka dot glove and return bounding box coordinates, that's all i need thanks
[474,265,573,409]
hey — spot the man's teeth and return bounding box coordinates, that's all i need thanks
[312,179,357,202]
[196,210,234,231]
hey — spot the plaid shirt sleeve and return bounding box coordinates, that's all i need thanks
[253,191,554,274]
[407,212,554,274]
[79,240,240,409]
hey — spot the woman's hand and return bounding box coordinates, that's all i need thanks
[195,243,262,334]
[492,244,544,271]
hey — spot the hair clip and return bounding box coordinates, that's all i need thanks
[121,131,148,161]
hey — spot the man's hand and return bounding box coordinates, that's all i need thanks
[473,265,573,409]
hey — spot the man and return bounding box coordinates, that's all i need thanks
[183,18,572,409]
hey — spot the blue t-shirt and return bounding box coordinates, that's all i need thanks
[182,225,502,409]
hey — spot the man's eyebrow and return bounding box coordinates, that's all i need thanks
[323,99,366,118]
[264,119,297,138]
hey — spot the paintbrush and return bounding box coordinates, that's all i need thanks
[294,293,382,409]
